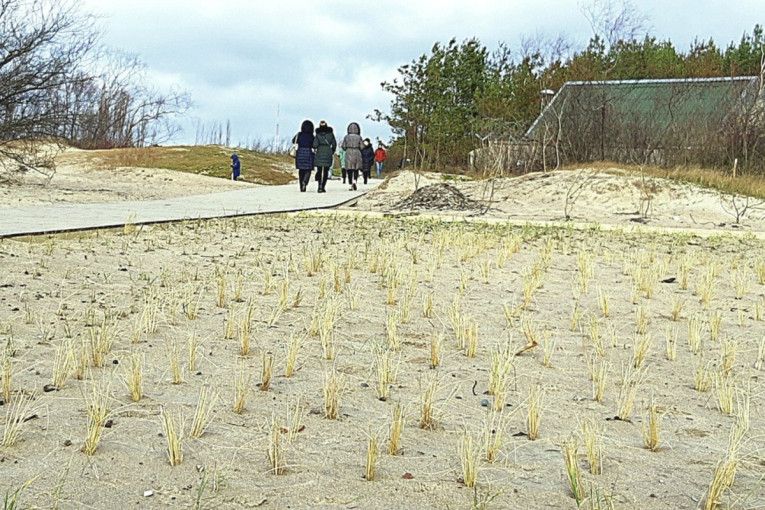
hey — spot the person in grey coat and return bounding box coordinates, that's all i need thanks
[312,120,337,193]
[341,122,363,190]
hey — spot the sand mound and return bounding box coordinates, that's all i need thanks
[394,182,480,211]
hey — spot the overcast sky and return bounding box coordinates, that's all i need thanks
[80,0,764,148]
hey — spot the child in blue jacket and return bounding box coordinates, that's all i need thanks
[230,154,241,181]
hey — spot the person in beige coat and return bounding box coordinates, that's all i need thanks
[340,122,363,190]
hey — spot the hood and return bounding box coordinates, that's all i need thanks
[301,120,314,134]
[347,122,360,135]
[316,125,333,134]
[231,154,239,163]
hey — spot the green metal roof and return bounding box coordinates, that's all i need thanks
[525,77,759,144]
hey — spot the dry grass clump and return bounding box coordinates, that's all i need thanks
[671,296,684,322]
[687,314,704,354]
[484,408,510,463]
[387,402,405,455]
[323,369,345,420]
[189,385,217,438]
[591,359,609,403]
[82,379,111,456]
[159,406,184,466]
[616,364,647,421]
[285,332,304,378]
[89,316,115,368]
[694,360,714,392]
[719,339,737,377]
[488,341,514,410]
[167,338,183,385]
[756,336,765,370]
[2,393,35,447]
[374,345,396,401]
[561,438,584,506]
[364,430,380,481]
[541,328,556,367]
[579,418,603,475]
[597,287,610,318]
[632,333,653,368]
[703,424,746,510]
[124,352,143,402]
[232,360,252,414]
[458,429,481,488]
[713,372,736,416]
[526,384,544,440]
[664,325,678,361]
[268,412,286,475]
[188,333,198,372]
[51,339,74,389]
[429,332,442,369]
[419,374,450,430]
[260,352,274,391]
[642,399,662,451]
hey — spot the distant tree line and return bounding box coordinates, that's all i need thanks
[375,1,764,170]
[0,0,189,180]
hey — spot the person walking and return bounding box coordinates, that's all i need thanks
[361,138,375,185]
[230,154,241,181]
[341,122,363,191]
[374,142,387,178]
[292,120,315,192]
[312,120,337,193]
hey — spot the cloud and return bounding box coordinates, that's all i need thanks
[81,0,765,146]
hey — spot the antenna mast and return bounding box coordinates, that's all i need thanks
[273,103,280,152]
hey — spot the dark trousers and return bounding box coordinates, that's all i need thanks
[316,166,329,189]
[298,169,311,190]
[341,168,347,183]
[362,169,371,184]
[347,169,359,184]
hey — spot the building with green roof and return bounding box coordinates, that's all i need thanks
[523,77,763,170]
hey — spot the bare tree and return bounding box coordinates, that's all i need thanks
[579,0,648,50]
[60,51,190,149]
[0,0,97,181]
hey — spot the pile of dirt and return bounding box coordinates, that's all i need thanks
[394,183,480,211]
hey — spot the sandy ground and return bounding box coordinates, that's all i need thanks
[1,153,764,509]
[0,148,256,208]
[349,169,765,234]
[5,150,765,236]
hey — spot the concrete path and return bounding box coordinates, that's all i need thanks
[0,178,374,238]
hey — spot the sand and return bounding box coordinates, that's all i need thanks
[0,151,764,509]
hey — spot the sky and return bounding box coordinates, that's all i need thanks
[79,0,765,149]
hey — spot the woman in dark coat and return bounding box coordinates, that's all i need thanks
[340,122,363,190]
[360,138,374,185]
[312,120,337,193]
[293,119,315,192]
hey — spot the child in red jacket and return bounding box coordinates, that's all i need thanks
[374,142,387,178]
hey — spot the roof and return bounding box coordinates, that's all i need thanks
[525,76,759,143]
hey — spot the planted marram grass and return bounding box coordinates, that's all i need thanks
[3,210,765,509]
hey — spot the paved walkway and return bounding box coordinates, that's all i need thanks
[0,178,373,238]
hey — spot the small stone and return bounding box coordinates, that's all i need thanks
[480,399,489,407]
[360,382,369,388]
[402,472,414,479]
[143,490,154,498]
